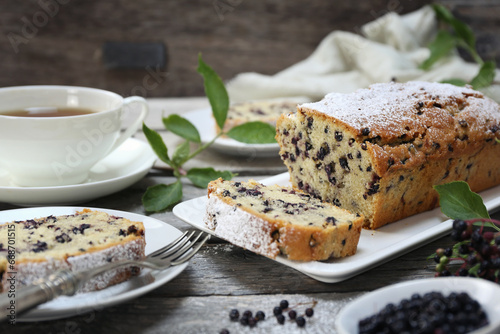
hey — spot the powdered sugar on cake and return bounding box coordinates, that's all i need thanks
[300,81,500,141]
[67,238,145,292]
[205,195,280,258]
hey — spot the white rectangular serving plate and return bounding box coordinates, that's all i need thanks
[173,173,500,283]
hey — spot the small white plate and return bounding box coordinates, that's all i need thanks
[182,108,280,157]
[0,206,188,322]
[172,172,500,283]
[0,138,156,206]
[336,277,500,334]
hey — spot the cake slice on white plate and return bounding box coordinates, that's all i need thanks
[204,178,363,261]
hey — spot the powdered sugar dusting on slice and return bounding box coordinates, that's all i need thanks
[4,238,146,293]
[10,258,70,288]
[68,238,145,292]
[204,195,279,259]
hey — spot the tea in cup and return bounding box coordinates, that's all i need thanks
[0,85,149,187]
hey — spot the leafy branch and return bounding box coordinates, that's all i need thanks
[431,182,500,281]
[420,4,496,89]
[141,54,276,212]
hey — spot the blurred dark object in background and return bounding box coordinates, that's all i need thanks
[0,0,498,98]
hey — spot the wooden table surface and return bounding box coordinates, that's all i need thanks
[0,98,491,334]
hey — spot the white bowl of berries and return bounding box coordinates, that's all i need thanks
[336,277,500,334]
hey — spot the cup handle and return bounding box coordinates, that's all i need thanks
[108,96,149,152]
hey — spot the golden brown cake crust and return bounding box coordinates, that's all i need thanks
[276,81,500,229]
[300,81,499,177]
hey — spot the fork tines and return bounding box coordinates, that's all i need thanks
[149,230,210,265]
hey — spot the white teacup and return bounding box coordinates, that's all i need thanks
[0,85,149,187]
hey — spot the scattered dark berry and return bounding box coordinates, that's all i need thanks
[255,311,265,321]
[279,300,289,310]
[248,317,257,327]
[296,316,306,327]
[288,310,297,320]
[242,310,252,319]
[239,317,248,326]
[305,308,314,317]
[273,306,282,316]
[229,309,239,321]
[219,329,229,334]
[276,314,285,324]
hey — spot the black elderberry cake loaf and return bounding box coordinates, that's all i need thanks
[217,100,297,134]
[0,209,145,293]
[276,81,500,229]
[204,178,363,261]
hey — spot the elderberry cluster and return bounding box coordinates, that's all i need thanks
[358,291,489,334]
[219,299,316,333]
[433,219,500,281]
[226,308,265,330]
[272,299,315,327]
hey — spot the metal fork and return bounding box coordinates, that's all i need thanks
[0,230,210,320]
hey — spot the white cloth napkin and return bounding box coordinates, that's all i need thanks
[226,6,500,103]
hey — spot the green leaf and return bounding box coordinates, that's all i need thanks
[449,18,476,51]
[142,181,183,212]
[187,167,234,188]
[434,181,490,220]
[432,4,475,50]
[468,263,481,277]
[440,78,468,87]
[470,61,496,89]
[420,30,457,70]
[432,4,455,24]
[142,123,171,165]
[171,140,191,167]
[226,121,277,144]
[163,114,201,143]
[472,221,500,232]
[197,54,229,130]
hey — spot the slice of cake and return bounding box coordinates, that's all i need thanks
[0,209,146,293]
[276,81,500,229]
[217,101,297,134]
[204,178,363,261]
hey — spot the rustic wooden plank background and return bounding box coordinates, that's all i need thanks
[0,0,498,98]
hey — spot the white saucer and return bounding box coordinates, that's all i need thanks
[0,138,156,206]
[182,108,280,158]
